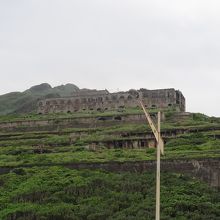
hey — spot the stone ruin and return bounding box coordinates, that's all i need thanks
[37,88,185,114]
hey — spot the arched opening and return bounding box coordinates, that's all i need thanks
[67,100,72,105]
[140,140,145,148]
[151,104,157,108]
[117,141,123,148]
[168,104,172,107]
[112,95,117,101]
[82,98,87,104]
[97,108,102,112]
[97,116,108,121]
[114,116,122,121]
[127,95,133,100]
[67,110,71,114]
[98,97,103,102]
[74,99,80,104]
[118,106,125,112]
[119,105,125,109]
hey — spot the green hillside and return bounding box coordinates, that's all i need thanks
[0,83,79,115]
[0,108,219,219]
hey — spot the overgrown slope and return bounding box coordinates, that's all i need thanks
[0,167,219,220]
[0,110,219,219]
[0,83,79,115]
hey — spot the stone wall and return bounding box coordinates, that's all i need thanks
[37,88,185,114]
[0,159,219,188]
[64,158,220,188]
[0,113,162,132]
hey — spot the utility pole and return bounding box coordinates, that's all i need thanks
[156,111,161,220]
[139,101,164,220]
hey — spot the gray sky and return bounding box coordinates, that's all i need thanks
[0,0,220,116]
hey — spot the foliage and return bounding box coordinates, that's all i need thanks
[0,168,219,220]
[0,83,79,115]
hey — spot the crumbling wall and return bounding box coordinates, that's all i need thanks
[37,88,186,114]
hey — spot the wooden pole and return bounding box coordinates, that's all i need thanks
[138,100,163,220]
[156,111,161,220]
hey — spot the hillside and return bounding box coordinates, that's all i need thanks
[0,108,219,219]
[0,83,80,115]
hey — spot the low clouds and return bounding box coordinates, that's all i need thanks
[0,0,219,116]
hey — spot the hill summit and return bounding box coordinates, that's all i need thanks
[0,83,80,115]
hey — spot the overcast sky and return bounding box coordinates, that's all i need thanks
[0,0,219,116]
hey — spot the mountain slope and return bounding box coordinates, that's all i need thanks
[0,83,80,115]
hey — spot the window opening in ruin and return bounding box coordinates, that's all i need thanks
[97,117,108,121]
[141,141,145,147]
[112,95,117,100]
[114,116,122,121]
[81,98,87,103]
[75,99,79,104]
[127,95,133,100]
[97,108,102,112]
[67,111,71,114]
[118,142,123,148]
[152,105,157,108]
[168,104,172,107]
[67,100,72,105]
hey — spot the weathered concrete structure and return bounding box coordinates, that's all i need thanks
[37,88,185,114]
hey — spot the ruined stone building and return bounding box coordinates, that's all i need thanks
[37,88,185,114]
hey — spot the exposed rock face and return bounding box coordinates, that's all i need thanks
[37,88,186,114]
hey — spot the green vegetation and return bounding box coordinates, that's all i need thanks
[0,107,157,123]
[0,110,220,219]
[0,167,219,220]
[0,83,79,115]
[0,131,220,167]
